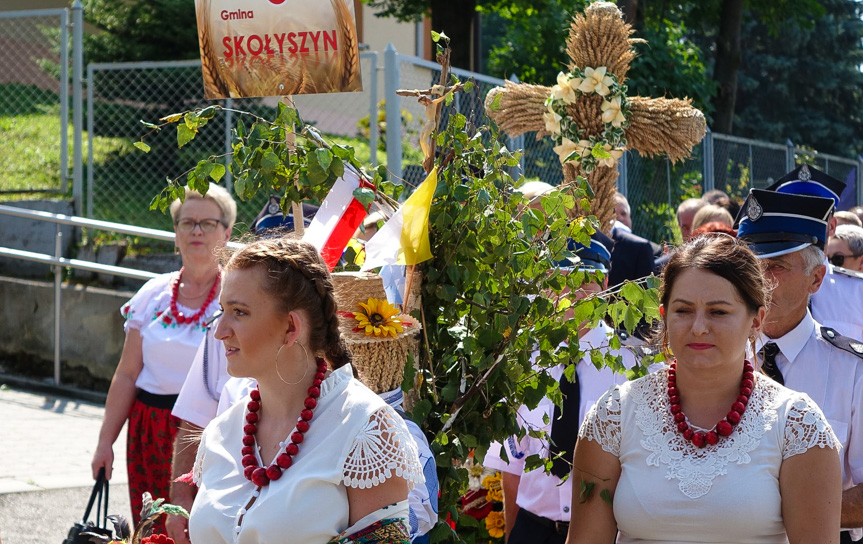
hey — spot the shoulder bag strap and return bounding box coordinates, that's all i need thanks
[82,467,105,524]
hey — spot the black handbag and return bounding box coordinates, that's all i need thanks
[62,468,114,544]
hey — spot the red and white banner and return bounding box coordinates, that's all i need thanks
[302,168,373,271]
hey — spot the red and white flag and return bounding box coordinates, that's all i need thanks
[303,168,373,271]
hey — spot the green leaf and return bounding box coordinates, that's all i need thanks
[623,304,643,334]
[489,92,503,112]
[261,150,279,174]
[183,112,200,130]
[139,120,159,129]
[600,489,613,505]
[159,112,183,123]
[430,30,441,43]
[177,124,196,148]
[315,148,332,172]
[463,80,474,93]
[133,141,151,153]
[591,142,611,159]
[620,282,643,305]
[580,480,596,503]
[352,187,375,206]
[198,105,217,120]
[209,163,226,182]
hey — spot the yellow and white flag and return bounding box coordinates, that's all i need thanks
[361,167,438,270]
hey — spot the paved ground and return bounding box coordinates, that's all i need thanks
[0,383,132,544]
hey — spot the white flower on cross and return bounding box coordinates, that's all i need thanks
[551,71,578,104]
[601,96,626,127]
[543,108,563,135]
[578,67,614,97]
[553,137,593,164]
[598,143,625,168]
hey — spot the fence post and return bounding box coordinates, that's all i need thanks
[702,127,714,192]
[60,9,69,194]
[858,156,863,207]
[506,74,525,177]
[53,227,63,385]
[369,52,379,168]
[384,43,402,183]
[617,152,628,197]
[86,63,94,217]
[224,98,233,191]
[786,139,795,171]
[72,0,84,217]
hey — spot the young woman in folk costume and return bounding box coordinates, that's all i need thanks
[189,238,423,543]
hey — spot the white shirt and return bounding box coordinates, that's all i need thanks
[758,310,863,539]
[172,322,231,427]
[581,369,838,544]
[811,261,863,341]
[190,365,424,544]
[121,273,220,395]
[483,322,636,522]
[193,370,437,542]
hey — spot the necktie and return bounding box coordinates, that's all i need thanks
[760,342,784,385]
[549,369,580,479]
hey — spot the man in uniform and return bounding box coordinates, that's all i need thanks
[484,232,640,544]
[767,164,863,340]
[736,188,863,543]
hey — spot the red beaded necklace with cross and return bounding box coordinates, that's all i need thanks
[241,357,328,487]
[668,359,754,448]
[166,267,220,326]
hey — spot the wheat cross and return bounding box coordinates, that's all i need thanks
[484,2,706,231]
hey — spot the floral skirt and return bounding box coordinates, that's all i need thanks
[126,397,180,535]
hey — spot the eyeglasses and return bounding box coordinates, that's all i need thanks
[175,218,225,233]
[828,253,861,267]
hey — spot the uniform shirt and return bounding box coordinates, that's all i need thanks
[483,322,636,522]
[757,310,863,540]
[811,261,863,341]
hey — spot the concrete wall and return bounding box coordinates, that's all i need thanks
[0,200,75,278]
[0,276,130,387]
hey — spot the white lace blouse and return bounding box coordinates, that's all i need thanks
[189,365,424,544]
[579,368,839,544]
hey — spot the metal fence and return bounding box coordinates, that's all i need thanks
[2,24,861,242]
[0,8,70,195]
[86,53,380,231]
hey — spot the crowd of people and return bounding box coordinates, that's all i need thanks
[88,163,863,544]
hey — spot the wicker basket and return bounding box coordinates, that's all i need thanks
[331,272,422,394]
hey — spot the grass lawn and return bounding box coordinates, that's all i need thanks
[1,83,419,233]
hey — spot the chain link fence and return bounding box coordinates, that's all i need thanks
[86,53,379,231]
[0,9,69,195]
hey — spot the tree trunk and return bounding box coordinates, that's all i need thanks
[711,0,745,134]
[618,0,638,25]
[430,0,478,70]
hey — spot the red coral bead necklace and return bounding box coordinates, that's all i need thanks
[168,267,220,325]
[241,358,328,487]
[668,359,754,448]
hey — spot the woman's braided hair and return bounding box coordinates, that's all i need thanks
[223,238,352,369]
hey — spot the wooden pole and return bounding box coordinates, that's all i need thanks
[281,95,305,236]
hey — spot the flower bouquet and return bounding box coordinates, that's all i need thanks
[82,493,188,544]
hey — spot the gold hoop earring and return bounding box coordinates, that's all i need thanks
[275,343,310,385]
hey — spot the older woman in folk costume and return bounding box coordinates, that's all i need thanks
[91,183,235,534]
[569,234,841,543]
[189,238,423,543]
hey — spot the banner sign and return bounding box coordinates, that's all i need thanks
[194,0,363,99]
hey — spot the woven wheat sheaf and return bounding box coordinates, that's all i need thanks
[484,1,706,232]
[332,272,421,394]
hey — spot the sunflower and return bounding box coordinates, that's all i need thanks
[485,510,505,539]
[353,298,404,338]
